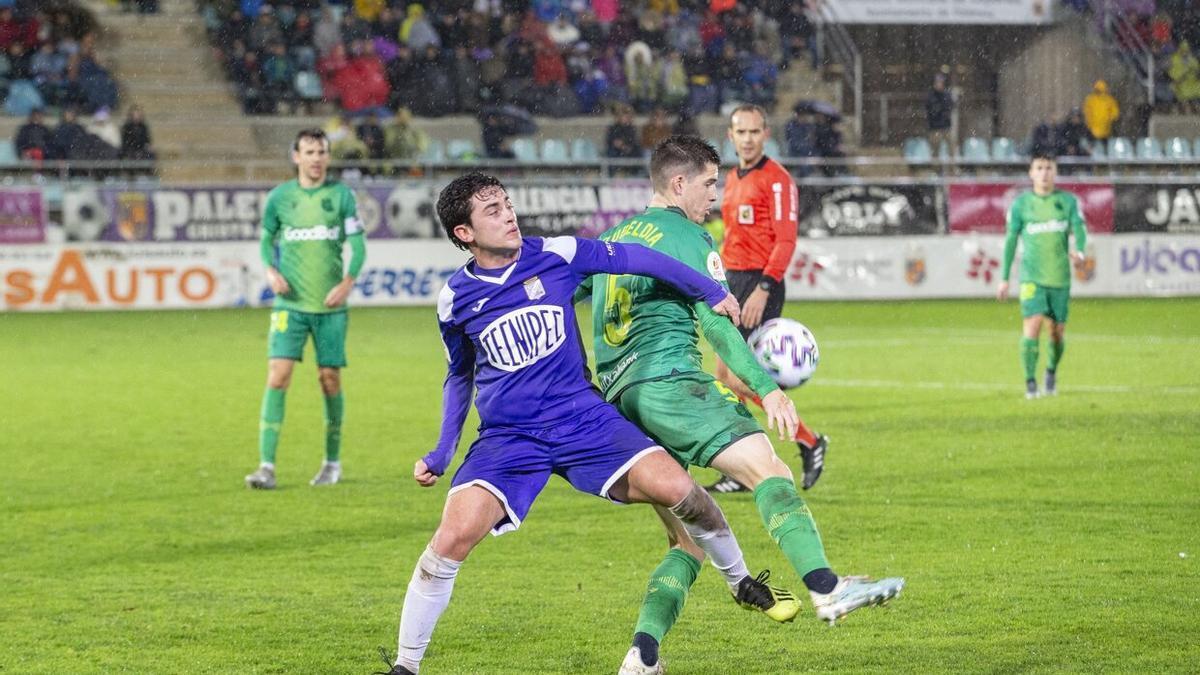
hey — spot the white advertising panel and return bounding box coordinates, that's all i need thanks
[825,0,1054,25]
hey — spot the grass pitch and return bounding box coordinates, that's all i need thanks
[2,298,1198,673]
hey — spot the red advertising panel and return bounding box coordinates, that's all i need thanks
[947,182,1114,234]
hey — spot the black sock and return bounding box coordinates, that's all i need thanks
[632,632,659,666]
[803,567,838,594]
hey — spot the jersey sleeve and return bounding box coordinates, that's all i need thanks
[340,184,364,238]
[423,287,476,476]
[1001,196,1024,282]
[762,170,799,283]
[543,236,727,305]
[260,190,281,268]
[1068,194,1088,253]
[697,304,778,397]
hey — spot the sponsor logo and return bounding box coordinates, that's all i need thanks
[966,249,1000,284]
[738,204,754,224]
[1143,187,1200,231]
[1119,240,1200,274]
[788,252,825,286]
[472,297,490,312]
[706,251,727,281]
[283,225,341,241]
[523,275,546,300]
[905,245,926,286]
[478,305,566,372]
[1025,220,1069,235]
[115,192,151,241]
[599,351,640,390]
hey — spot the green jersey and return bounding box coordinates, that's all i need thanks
[587,206,776,400]
[1002,189,1087,288]
[262,179,363,314]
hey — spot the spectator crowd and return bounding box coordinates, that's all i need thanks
[202,0,822,119]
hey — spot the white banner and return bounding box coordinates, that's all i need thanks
[4,235,1198,311]
[825,0,1054,25]
[0,241,470,312]
[782,234,1200,299]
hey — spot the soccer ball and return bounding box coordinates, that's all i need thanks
[747,319,820,389]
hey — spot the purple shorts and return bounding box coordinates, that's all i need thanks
[449,398,660,536]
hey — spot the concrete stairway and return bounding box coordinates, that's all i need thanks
[83,0,262,181]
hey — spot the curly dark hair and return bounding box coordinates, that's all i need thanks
[649,135,721,194]
[436,172,507,251]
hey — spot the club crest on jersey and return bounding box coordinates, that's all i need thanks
[738,205,754,224]
[479,305,566,372]
[523,276,546,300]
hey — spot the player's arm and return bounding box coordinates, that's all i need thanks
[997,200,1022,301]
[748,176,799,328]
[572,275,594,305]
[325,192,367,308]
[260,194,290,295]
[416,319,476,487]
[1069,196,1087,263]
[549,236,740,325]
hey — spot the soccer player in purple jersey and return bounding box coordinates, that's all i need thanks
[377,173,793,675]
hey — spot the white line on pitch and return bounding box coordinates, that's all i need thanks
[811,378,1200,395]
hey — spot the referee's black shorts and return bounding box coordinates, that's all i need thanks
[726,270,786,340]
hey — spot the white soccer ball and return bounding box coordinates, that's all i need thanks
[747,318,820,389]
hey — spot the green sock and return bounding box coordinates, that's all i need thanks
[632,549,701,643]
[324,392,344,463]
[1047,338,1065,372]
[258,387,286,465]
[754,476,830,577]
[1021,337,1039,381]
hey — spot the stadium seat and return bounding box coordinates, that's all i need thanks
[570,138,599,161]
[1165,137,1192,160]
[1091,140,1107,160]
[764,138,781,157]
[961,137,990,162]
[420,139,446,163]
[902,137,932,162]
[446,138,478,160]
[1108,137,1134,160]
[541,138,569,163]
[1136,137,1164,160]
[1194,137,1200,159]
[512,138,539,162]
[3,80,43,117]
[991,137,1018,162]
[294,71,323,102]
[0,139,17,167]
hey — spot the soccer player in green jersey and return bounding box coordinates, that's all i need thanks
[578,136,904,674]
[997,153,1087,399]
[245,129,367,489]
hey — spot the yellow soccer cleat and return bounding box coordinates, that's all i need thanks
[733,570,801,623]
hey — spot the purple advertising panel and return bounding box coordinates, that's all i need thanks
[0,189,46,244]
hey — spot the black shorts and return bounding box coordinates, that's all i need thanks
[726,270,786,340]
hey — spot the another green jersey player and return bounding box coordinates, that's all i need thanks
[997,153,1087,399]
[578,136,904,674]
[245,129,367,490]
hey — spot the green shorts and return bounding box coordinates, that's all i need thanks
[1019,282,1070,323]
[612,374,762,469]
[267,308,348,368]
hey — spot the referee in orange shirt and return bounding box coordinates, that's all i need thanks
[707,104,829,494]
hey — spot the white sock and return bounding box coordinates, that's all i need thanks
[668,498,750,592]
[396,546,462,672]
[260,462,275,470]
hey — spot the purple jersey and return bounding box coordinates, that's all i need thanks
[423,236,727,475]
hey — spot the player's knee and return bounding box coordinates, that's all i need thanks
[668,484,725,532]
[430,524,481,561]
[318,370,340,395]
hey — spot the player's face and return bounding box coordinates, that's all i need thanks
[678,163,720,223]
[457,186,522,254]
[292,137,330,184]
[728,110,768,166]
[1029,158,1057,194]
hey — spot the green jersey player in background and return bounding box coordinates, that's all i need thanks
[997,153,1087,399]
[245,129,367,489]
[579,136,903,674]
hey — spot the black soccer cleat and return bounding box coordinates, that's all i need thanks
[705,474,750,494]
[799,434,828,490]
[373,647,416,675]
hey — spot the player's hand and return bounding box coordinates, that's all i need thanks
[742,287,769,329]
[324,277,354,308]
[996,280,1009,302]
[266,267,291,296]
[710,292,742,327]
[414,459,439,487]
[1071,250,1086,266]
[761,389,798,442]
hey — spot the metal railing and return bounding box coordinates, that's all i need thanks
[811,1,862,139]
[1090,0,1156,102]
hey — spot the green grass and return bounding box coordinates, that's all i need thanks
[2,299,1198,673]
